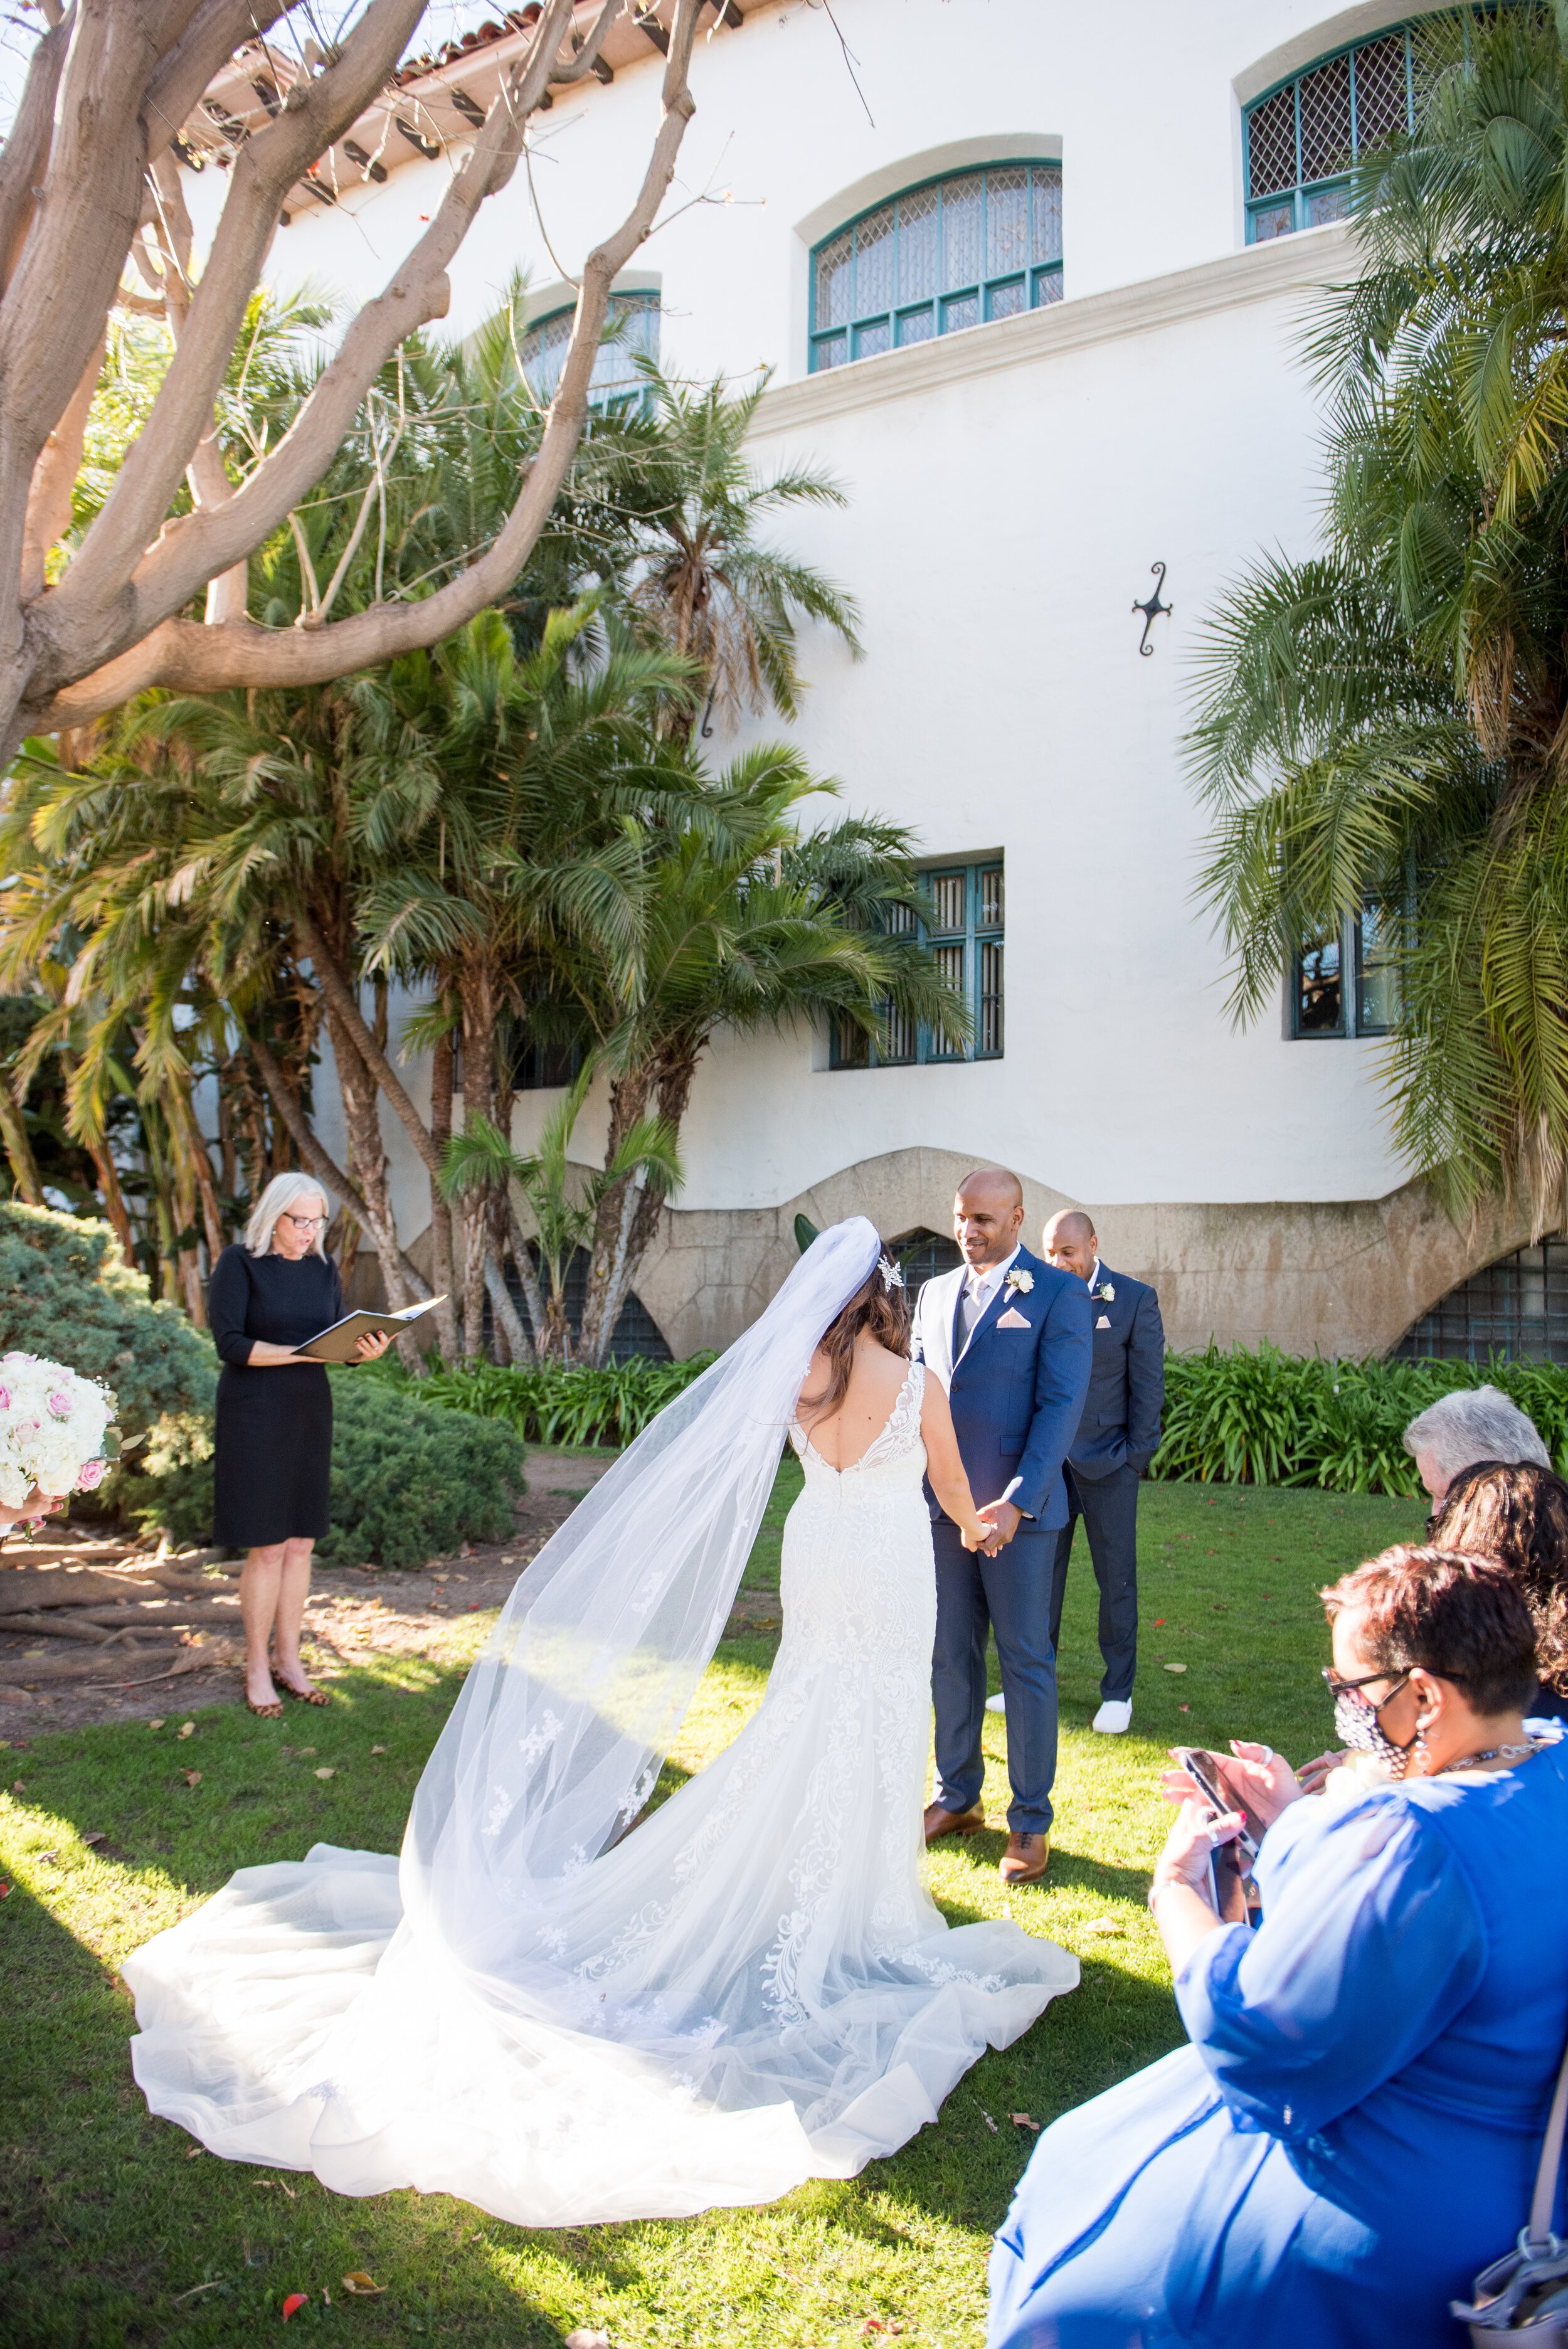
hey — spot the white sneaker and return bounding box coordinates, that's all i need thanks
[985,1692,1006,1713]
[1092,1699,1133,1734]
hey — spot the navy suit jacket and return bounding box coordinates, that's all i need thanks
[913,1243,1092,1533]
[1069,1263,1165,1480]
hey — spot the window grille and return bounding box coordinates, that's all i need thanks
[810,165,1061,374]
[519,290,660,409]
[889,1228,964,1295]
[1244,26,1421,243]
[500,1244,672,1362]
[1290,904,1396,1040]
[512,1037,582,1091]
[830,860,1004,1070]
[1393,1236,1568,1364]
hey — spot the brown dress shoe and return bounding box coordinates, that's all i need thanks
[923,1800,986,1845]
[999,1832,1050,1884]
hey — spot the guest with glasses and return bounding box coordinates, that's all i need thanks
[988,1546,1568,2349]
[208,1172,390,1718]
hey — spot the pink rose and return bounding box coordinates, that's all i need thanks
[0,1385,9,1412]
[46,1391,73,1419]
[75,1458,108,1491]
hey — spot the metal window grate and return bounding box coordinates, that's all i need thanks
[520,291,660,410]
[830,860,1004,1071]
[889,1228,964,1295]
[1244,23,1417,241]
[1393,1236,1568,1364]
[502,1244,673,1363]
[811,164,1062,373]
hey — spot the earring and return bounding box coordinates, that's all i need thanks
[1414,1715,1434,1771]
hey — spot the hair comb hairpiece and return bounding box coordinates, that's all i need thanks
[879,1255,904,1291]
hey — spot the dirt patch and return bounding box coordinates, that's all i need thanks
[0,1448,620,1737]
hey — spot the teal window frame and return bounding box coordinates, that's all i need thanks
[809,164,1061,375]
[1290,905,1396,1039]
[519,289,660,411]
[1243,23,1419,243]
[830,860,1004,1070]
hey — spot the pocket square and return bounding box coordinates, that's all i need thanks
[996,1307,1031,1329]
[1096,1313,1111,1328]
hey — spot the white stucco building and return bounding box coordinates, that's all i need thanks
[213,0,1564,1361]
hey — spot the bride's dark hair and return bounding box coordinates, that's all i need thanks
[798,1245,912,1425]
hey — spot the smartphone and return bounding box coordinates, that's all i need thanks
[1170,1746,1261,1864]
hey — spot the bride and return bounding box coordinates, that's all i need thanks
[125,1219,1077,2225]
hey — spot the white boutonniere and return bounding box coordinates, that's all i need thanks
[1005,1267,1034,1296]
[1093,1282,1115,1303]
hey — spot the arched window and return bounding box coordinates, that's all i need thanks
[1244,23,1418,242]
[1392,1236,1568,1363]
[810,162,1061,374]
[891,1229,963,1296]
[519,289,660,408]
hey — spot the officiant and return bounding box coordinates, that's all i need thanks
[208,1172,390,1721]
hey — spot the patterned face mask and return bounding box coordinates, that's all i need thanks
[1330,1672,1416,1775]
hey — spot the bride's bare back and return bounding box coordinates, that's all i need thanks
[795,1335,983,1540]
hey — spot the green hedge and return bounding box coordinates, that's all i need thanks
[384,1354,718,1449]
[120,1371,528,1569]
[1151,1345,1568,1497]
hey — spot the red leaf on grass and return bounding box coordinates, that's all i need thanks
[282,2293,308,2320]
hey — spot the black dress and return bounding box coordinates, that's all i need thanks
[209,1244,344,1548]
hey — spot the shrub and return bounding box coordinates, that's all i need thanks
[1151,1345,1568,1497]
[120,1371,528,1569]
[0,1204,215,1514]
[386,1354,717,1448]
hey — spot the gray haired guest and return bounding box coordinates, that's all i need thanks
[1403,1385,1550,1510]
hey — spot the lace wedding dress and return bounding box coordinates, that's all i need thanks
[124,1238,1078,2226]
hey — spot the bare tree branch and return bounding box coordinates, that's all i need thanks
[295,908,439,1177]
[28,0,706,725]
[0,4,72,299]
[20,337,105,601]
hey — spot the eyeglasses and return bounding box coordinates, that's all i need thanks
[281,1212,326,1231]
[1322,1666,1411,1703]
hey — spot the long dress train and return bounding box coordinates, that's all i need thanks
[124,1359,1078,2225]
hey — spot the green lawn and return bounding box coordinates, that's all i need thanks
[0,1478,1423,2348]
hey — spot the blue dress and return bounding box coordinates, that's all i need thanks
[989,1742,1568,2348]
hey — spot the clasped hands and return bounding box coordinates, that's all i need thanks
[961,1498,1024,1556]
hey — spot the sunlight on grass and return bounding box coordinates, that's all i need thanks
[0,1475,1423,2346]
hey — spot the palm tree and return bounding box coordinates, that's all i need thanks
[517,745,962,1364]
[605,364,863,733]
[439,1063,682,1362]
[1188,4,1568,1231]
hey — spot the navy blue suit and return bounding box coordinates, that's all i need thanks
[913,1244,1092,1833]
[1049,1264,1165,1704]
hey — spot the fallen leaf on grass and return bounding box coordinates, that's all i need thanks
[182,1769,201,1787]
[564,2332,610,2349]
[341,2271,384,2297]
[1010,2113,1041,2132]
[252,2177,296,2200]
[185,2146,204,2159]
[282,2292,308,2321]
[147,1718,165,1731]
[38,1849,56,1865]
[314,1767,335,1780]
[1,1882,9,1898]
[177,1721,196,1738]
[369,1745,386,1756]
[1083,1917,1125,1937]
[83,1831,104,1847]
[1162,1662,1187,1675]
[980,2108,999,2133]
[11,1779,24,1793]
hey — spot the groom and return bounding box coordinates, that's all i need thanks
[913,1168,1092,1884]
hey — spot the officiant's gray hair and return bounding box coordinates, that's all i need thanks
[246,1170,331,1259]
[1402,1385,1550,1482]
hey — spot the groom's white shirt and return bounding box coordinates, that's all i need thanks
[916,1244,1022,1389]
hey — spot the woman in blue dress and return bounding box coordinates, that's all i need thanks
[989,1545,1568,2349]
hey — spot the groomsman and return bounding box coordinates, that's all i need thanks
[1039,1210,1165,1736]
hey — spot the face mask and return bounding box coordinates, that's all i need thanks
[1333,1674,1416,1775]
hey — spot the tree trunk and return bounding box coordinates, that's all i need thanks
[0,1080,43,1204]
[324,1000,416,1316]
[427,1019,462,1364]
[457,961,497,1358]
[578,1068,653,1367]
[581,1057,694,1367]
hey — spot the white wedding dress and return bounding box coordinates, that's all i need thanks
[125,1238,1078,2225]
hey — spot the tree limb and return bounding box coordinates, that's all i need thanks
[20,336,105,602]
[26,0,706,726]
[0,6,72,300]
[51,0,426,630]
[295,908,439,1177]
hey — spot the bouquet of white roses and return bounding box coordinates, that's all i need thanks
[0,1351,118,1510]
